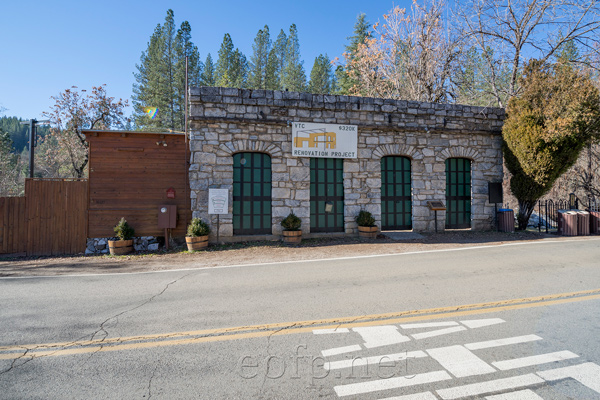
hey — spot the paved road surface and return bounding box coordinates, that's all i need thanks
[1,237,599,399]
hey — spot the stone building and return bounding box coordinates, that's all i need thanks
[188,87,505,241]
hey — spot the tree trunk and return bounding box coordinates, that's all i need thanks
[517,199,536,230]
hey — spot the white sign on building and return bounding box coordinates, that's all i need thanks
[292,122,358,159]
[208,188,229,215]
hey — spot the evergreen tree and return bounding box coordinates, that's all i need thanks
[132,9,202,131]
[336,13,371,94]
[308,54,334,94]
[281,24,306,92]
[248,25,271,89]
[231,49,249,88]
[215,33,235,87]
[175,21,203,130]
[200,53,216,86]
[265,29,287,90]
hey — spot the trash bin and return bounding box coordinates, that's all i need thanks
[576,210,590,236]
[558,210,578,236]
[590,211,600,234]
[498,209,515,232]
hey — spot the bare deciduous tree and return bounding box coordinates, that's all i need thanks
[455,0,600,107]
[42,85,129,179]
[347,0,460,103]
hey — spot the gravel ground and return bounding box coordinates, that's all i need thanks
[0,230,593,277]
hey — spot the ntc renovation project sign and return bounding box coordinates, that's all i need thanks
[292,122,358,158]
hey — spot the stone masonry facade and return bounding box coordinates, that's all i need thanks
[189,87,505,240]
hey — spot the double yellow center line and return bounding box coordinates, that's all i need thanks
[2,288,600,360]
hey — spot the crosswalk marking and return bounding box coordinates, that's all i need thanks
[492,351,579,370]
[321,345,361,357]
[436,373,545,399]
[353,326,410,348]
[537,362,600,393]
[324,350,428,371]
[334,370,452,397]
[411,326,467,340]
[427,345,497,378]
[381,392,439,400]
[400,322,459,329]
[465,335,542,350]
[485,389,544,399]
[460,318,505,329]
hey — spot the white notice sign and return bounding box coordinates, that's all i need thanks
[292,122,358,159]
[208,188,229,215]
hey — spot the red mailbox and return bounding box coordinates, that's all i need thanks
[158,205,177,229]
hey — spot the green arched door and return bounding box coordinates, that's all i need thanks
[445,158,471,229]
[381,156,412,230]
[233,152,272,235]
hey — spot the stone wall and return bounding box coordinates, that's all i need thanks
[85,237,160,255]
[189,87,505,240]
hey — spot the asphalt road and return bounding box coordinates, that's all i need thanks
[1,237,600,399]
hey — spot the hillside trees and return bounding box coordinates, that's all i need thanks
[248,26,271,89]
[335,13,372,95]
[41,85,129,179]
[502,60,600,229]
[215,34,249,88]
[132,9,202,131]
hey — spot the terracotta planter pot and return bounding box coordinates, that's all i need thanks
[186,235,208,251]
[358,226,378,239]
[108,239,134,255]
[282,230,302,244]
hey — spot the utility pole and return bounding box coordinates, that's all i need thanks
[20,119,49,178]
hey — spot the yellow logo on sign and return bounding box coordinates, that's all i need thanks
[294,130,336,149]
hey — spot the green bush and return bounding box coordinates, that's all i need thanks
[355,210,375,227]
[113,217,135,241]
[281,212,302,231]
[187,218,210,237]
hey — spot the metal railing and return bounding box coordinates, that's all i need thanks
[536,195,579,233]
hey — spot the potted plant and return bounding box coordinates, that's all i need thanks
[281,212,302,244]
[186,218,211,251]
[356,210,378,238]
[108,217,135,255]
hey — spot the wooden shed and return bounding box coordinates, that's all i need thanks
[84,130,190,238]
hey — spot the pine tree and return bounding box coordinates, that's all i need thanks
[248,25,271,89]
[336,13,371,94]
[215,34,235,87]
[174,21,203,130]
[200,53,216,86]
[231,49,249,88]
[265,29,287,90]
[308,54,334,94]
[281,24,306,92]
[132,9,202,131]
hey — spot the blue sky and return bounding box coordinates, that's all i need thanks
[0,0,402,120]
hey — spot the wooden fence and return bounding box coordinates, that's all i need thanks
[0,178,88,256]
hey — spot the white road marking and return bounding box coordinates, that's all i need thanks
[334,370,452,397]
[324,350,428,371]
[353,326,410,348]
[427,345,496,378]
[493,350,579,370]
[412,326,467,340]
[400,322,459,329]
[4,237,598,280]
[313,328,350,334]
[537,362,600,393]
[460,318,505,329]
[465,335,543,350]
[381,392,439,400]
[485,389,544,399]
[436,374,545,399]
[321,345,362,357]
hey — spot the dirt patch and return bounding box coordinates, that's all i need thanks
[0,231,591,277]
